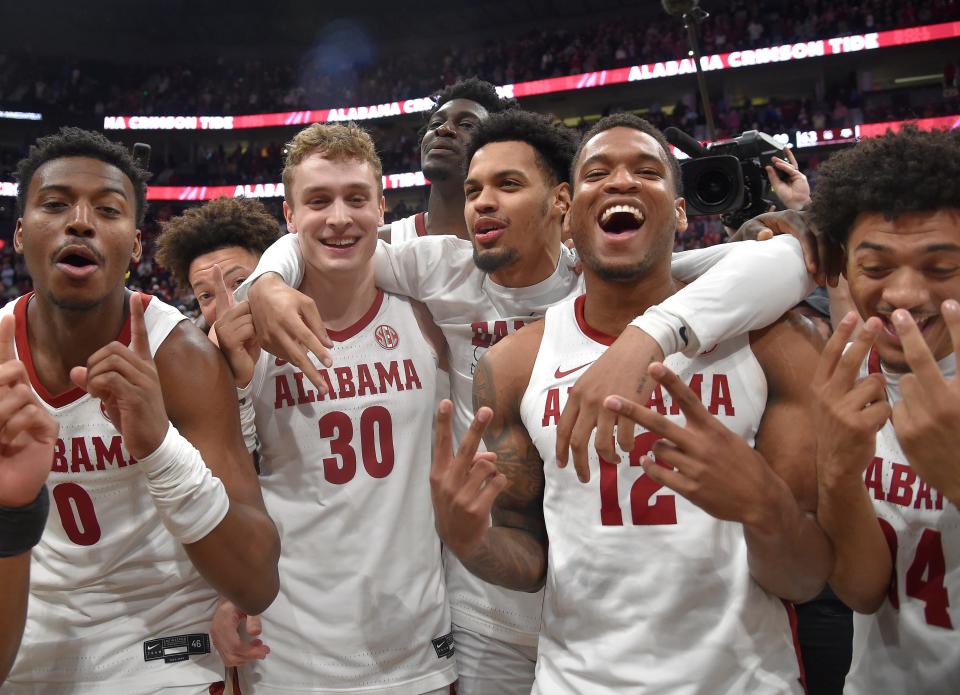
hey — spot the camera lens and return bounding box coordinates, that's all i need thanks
[696,170,732,207]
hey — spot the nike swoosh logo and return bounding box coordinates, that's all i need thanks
[555,363,592,379]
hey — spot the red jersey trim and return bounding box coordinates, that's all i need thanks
[327,289,384,343]
[574,294,616,347]
[414,212,428,237]
[867,346,881,375]
[15,291,153,409]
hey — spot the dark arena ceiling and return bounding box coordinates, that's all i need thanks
[1,0,660,63]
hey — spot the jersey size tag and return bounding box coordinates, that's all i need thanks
[143,633,211,664]
[432,632,455,660]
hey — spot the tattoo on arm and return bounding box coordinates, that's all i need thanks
[467,356,548,592]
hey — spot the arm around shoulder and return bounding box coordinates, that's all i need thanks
[156,322,280,615]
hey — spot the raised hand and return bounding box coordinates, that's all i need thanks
[890,301,960,506]
[210,599,270,668]
[0,314,59,508]
[603,363,784,525]
[212,265,261,388]
[555,327,662,483]
[765,147,811,212]
[429,400,506,559]
[247,274,333,395]
[70,294,168,459]
[811,312,890,484]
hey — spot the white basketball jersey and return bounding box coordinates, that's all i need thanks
[1,293,223,695]
[242,231,811,646]
[390,212,428,245]
[843,349,960,694]
[238,290,455,695]
[376,237,580,645]
[521,295,804,694]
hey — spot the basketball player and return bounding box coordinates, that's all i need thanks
[238,110,815,693]
[430,114,832,693]
[809,125,960,693]
[385,78,516,243]
[0,314,59,685]
[2,127,280,693]
[155,196,280,326]
[211,122,455,694]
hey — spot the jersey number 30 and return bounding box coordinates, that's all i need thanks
[318,406,395,484]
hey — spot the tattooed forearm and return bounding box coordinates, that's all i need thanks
[461,526,548,592]
[466,353,548,591]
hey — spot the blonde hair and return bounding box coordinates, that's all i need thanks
[282,122,383,204]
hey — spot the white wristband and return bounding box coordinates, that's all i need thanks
[237,383,259,454]
[137,423,230,545]
[629,306,691,357]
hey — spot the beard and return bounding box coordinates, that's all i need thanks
[46,288,106,312]
[473,246,519,274]
[580,251,655,282]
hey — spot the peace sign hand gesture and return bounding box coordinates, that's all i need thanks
[70,293,168,460]
[890,301,960,506]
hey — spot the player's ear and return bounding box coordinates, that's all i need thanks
[131,229,142,263]
[282,200,297,234]
[674,196,688,233]
[561,203,572,241]
[554,183,571,217]
[378,195,386,227]
[13,219,24,254]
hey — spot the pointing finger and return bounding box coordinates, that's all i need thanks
[212,263,235,321]
[128,293,151,360]
[893,309,944,390]
[0,314,15,364]
[433,400,454,476]
[830,316,882,392]
[813,312,858,387]
[604,394,692,450]
[647,363,710,425]
[454,407,492,481]
[944,300,960,382]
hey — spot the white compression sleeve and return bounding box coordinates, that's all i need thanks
[632,236,815,356]
[235,233,304,300]
[137,424,231,545]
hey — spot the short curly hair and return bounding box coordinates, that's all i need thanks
[429,78,518,118]
[16,126,150,226]
[155,197,280,290]
[572,114,683,195]
[465,110,579,186]
[417,78,519,144]
[811,125,960,247]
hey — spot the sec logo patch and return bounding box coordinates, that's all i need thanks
[374,324,399,350]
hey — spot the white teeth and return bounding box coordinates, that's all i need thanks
[600,204,644,225]
[324,238,357,247]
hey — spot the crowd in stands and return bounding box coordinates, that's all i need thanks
[1,79,944,188]
[1,0,955,119]
[0,0,955,314]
